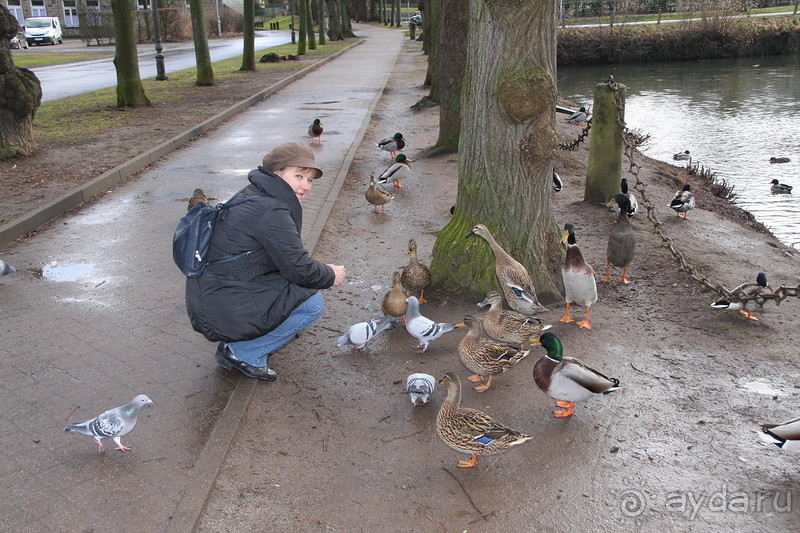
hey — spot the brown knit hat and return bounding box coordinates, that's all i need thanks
[262,142,323,179]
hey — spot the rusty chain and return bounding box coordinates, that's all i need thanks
[559,122,591,150]
[602,75,798,307]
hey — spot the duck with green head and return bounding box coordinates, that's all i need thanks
[378,154,412,188]
[532,332,620,418]
[308,118,324,143]
[377,132,406,158]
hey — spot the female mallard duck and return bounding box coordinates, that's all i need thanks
[673,150,691,161]
[400,239,431,303]
[377,154,412,189]
[710,271,771,321]
[377,132,405,158]
[607,178,638,217]
[466,224,546,316]
[437,372,533,468]
[566,106,587,125]
[602,195,636,284]
[365,175,394,213]
[770,179,793,194]
[308,118,323,143]
[759,416,800,452]
[477,291,549,346]
[381,271,408,318]
[669,184,695,219]
[456,314,530,393]
[560,223,598,329]
[532,332,620,418]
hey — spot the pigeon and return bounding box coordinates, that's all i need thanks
[64,394,153,452]
[759,416,800,452]
[406,373,435,406]
[187,188,209,211]
[0,260,16,277]
[404,295,460,353]
[308,118,324,143]
[337,316,401,350]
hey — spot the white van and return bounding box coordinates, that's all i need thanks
[25,17,63,46]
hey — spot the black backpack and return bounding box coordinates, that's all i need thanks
[172,197,254,278]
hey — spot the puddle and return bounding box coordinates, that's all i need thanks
[41,263,95,282]
[741,381,781,396]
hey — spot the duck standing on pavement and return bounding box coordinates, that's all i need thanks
[710,271,771,321]
[378,154,412,188]
[560,223,598,329]
[566,106,588,125]
[377,132,405,158]
[456,314,530,393]
[607,178,637,218]
[400,239,431,303]
[669,184,695,219]
[365,175,394,213]
[603,195,637,285]
[308,118,324,143]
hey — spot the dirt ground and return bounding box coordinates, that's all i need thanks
[193,39,799,532]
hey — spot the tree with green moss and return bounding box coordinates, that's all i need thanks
[188,0,214,85]
[318,0,326,45]
[298,0,307,54]
[240,0,256,71]
[110,0,151,107]
[429,0,562,304]
[0,5,42,158]
[306,0,316,50]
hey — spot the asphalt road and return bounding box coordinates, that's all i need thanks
[27,29,292,102]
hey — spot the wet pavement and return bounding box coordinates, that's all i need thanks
[0,24,404,532]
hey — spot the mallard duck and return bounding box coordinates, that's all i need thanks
[377,154,412,188]
[607,178,638,217]
[466,224,546,316]
[552,170,563,192]
[456,315,530,392]
[770,179,793,194]
[477,291,550,346]
[407,373,435,406]
[669,184,695,219]
[436,372,533,468]
[602,196,636,284]
[187,188,208,211]
[381,271,408,318]
[0,259,16,277]
[560,223,598,329]
[769,157,790,164]
[400,239,431,303]
[377,132,405,158]
[673,150,691,161]
[337,316,402,350]
[759,416,800,452]
[308,118,323,143]
[532,332,620,418]
[404,296,459,353]
[365,175,394,213]
[566,106,587,125]
[710,272,771,321]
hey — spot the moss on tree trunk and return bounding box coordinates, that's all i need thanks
[111,0,151,107]
[189,0,214,85]
[585,82,626,203]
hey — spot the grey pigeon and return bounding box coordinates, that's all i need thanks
[337,316,401,350]
[406,373,435,406]
[0,260,15,277]
[404,296,460,353]
[64,394,153,452]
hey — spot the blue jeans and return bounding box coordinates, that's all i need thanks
[228,292,324,367]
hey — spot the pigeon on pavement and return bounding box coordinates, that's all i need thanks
[406,373,435,406]
[404,296,460,353]
[337,316,401,350]
[0,260,15,277]
[64,394,153,452]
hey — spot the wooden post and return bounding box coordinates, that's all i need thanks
[584,82,625,204]
[409,21,416,40]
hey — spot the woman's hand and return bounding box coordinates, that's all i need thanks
[328,264,347,287]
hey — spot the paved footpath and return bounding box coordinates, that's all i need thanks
[0,24,403,532]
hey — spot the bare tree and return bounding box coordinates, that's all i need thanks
[306,0,316,49]
[298,0,307,54]
[110,0,151,106]
[240,0,255,71]
[0,5,42,158]
[429,0,467,154]
[326,0,342,40]
[429,0,562,303]
[318,0,326,45]
[188,0,214,85]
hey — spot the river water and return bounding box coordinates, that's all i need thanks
[557,54,800,248]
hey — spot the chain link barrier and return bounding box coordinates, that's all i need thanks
[596,75,798,307]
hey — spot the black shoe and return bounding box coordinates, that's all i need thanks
[215,343,277,381]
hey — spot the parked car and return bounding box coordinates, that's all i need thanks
[24,16,63,46]
[9,27,28,49]
[409,11,422,25]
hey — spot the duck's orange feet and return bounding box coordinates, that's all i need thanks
[473,376,493,393]
[418,290,428,304]
[559,303,574,323]
[457,454,479,468]
[619,268,631,284]
[466,374,484,383]
[602,265,612,282]
[744,310,760,321]
[576,308,592,329]
[393,181,404,188]
[555,400,572,408]
[553,401,575,418]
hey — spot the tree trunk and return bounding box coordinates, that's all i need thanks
[341,0,354,37]
[298,0,307,54]
[111,0,151,107]
[422,0,439,87]
[429,0,562,304]
[318,0,326,45]
[326,0,342,40]
[430,0,467,153]
[0,5,42,158]
[189,0,214,85]
[306,0,317,49]
[240,0,255,71]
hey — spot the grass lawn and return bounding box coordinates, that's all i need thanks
[11,51,111,68]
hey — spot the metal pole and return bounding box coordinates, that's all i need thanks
[152,0,167,81]
[215,0,222,36]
